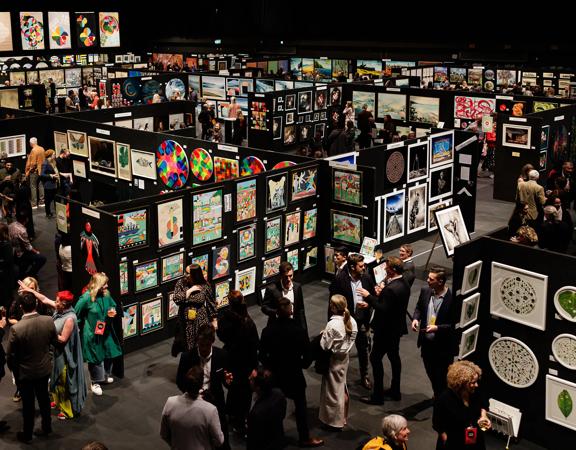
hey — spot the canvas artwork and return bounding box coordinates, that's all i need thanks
[462,260,483,295]
[190,147,214,181]
[285,94,296,111]
[427,199,452,232]
[48,11,71,50]
[533,101,558,112]
[330,86,342,106]
[122,303,138,339]
[240,156,266,177]
[238,223,256,262]
[189,254,208,281]
[352,91,376,117]
[53,131,68,154]
[157,139,189,189]
[236,178,257,222]
[119,261,129,296]
[490,262,548,331]
[212,245,231,280]
[214,157,239,182]
[291,167,317,201]
[88,136,116,178]
[409,96,440,124]
[356,59,382,77]
[303,208,317,240]
[454,96,496,120]
[141,297,163,334]
[304,247,318,270]
[460,293,480,329]
[214,281,230,308]
[333,168,362,206]
[118,208,148,252]
[489,337,539,388]
[20,12,45,50]
[263,255,282,279]
[407,184,427,234]
[298,91,312,114]
[72,160,86,178]
[99,12,120,47]
[502,124,532,149]
[161,252,184,283]
[134,259,159,293]
[67,130,88,157]
[0,89,18,109]
[156,198,184,248]
[167,292,178,319]
[286,112,295,125]
[287,248,299,270]
[541,125,550,150]
[384,191,405,242]
[546,375,576,431]
[273,116,282,140]
[0,135,26,159]
[408,141,428,182]
[458,324,480,359]
[331,210,362,245]
[285,211,301,246]
[377,93,406,120]
[202,76,226,100]
[552,334,576,370]
[250,102,268,131]
[324,245,335,274]
[0,12,13,52]
[298,124,312,143]
[193,190,223,246]
[283,125,296,145]
[235,266,256,296]
[75,12,98,48]
[434,205,469,257]
[430,131,454,168]
[266,174,287,213]
[450,68,467,84]
[429,165,453,202]
[55,201,68,234]
[314,123,326,138]
[255,79,274,93]
[165,79,186,101]
[497,70,517,87]
[315,89,327,110]
[554,286,576,322]
[115,142,131,181]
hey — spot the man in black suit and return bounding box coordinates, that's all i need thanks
[262,261,308,337]
[6,293,58,443]
[176,324,232,450]
[399,244,416,288]
[358,257,410,404]
[259,297,323,448]
[329,253,375,389]
[0,307,8,432]
[411,267,457,397]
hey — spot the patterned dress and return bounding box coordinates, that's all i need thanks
[173,282,217,351]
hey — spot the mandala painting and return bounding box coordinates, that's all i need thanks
[240,156,266,177]
[489,337,539,388]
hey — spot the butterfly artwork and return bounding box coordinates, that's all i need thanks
[67,130,88,157]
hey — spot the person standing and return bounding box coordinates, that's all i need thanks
[333,246,348,276]
[9,211,46,279]
[411,267,457,398]
[515,170,546,227]
[198,103,215,140]
[0,223,15,311]
[357,104,374,149]
[24,137,45,208]
[342,101,355,126]
[228,96,242,118]
[6,292,58,443]
[399,244,416,288]
[56,149,73,197]
[40,149,59,218]
[48,78,56,113]
[231,110,247,145]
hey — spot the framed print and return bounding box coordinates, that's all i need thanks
[303,246,318,270]
[407,184,427,234]
[458,324,480,359]
[287,248,299,270]
[53,131,68,153]
[202,76,226,100]
[459,293,480,328]
[99,12,120,48]
[373,262,387,285]
[541,125,550,150]
[284,124,296,145]
[236,178,257,222]
[118,208,148,252]
[461,260,483,295]
[291,167,317,201]
[273,116,282,140]
[298,124,312,142]
[324,245,335,274]
[489,337,539,388]
[408,141,428,182]
[119,261,129,296]
[286,112,295,124]
[192,189,223,246]
[303,208,317,240]
[297,91,312,114]
[551,334,576,370]
[315,89,327,110]
[429,130,454,168]
[546,375,576,431]
[115,142,132,181]
[352,91,375,117]
[190,253,209,281]
[167,291,178,320]
[131,149,156,180]
[263,255,282,279]
[55,201,68,234]
[161,252,185,283]
[0,12,13,52]
[285,94,296,111]
[333,168,362,206]
[490,262,548,331]
[157,198,184,249]
[502,123,532,149]
[265,216,282,253]
[122,303,138,339]
[215,280,230,308]
[140,296,163,335]
[331,210,363,245]
[434,205,469,257]
[20,12,45,50]
[554,286,576,322]
[409,95,439,124]
[238,223,256,262]
[429,164,453,202]
[235,266,256,296]
[266,173,287,213]
[72,160,86,178]
[314,123,326,138]
[212,245,231,280]
[428,199,452,232]
[383,190,405,243]
[67,130,88,157]
[134,259,159,293]
[377,92,406,120]
[285,211,301,246]
[214,157,239,182]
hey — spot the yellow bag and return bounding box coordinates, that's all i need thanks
[362,437,392,450]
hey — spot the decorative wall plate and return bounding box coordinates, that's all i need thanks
[554,286,576,322]
[552,334,576,370]
[489,337,539,388]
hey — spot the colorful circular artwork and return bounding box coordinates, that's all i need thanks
[272,161,296,170]
[21,15,44,49]
[51,27,69,47]
[190,148,213,181]
[100,15,119,35]
[240,156,266,176]
[165,78,186,100]
[157,140,189,189]
[122,78,141,100]
[77,16,96,47]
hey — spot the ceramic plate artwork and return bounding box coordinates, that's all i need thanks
[489,337,539,388]
[552,334,576,370]
[156,140,189,189]
[190,147,213,181]
[240,156,266,176]
[554,286,576,322]
[272,161,296,170]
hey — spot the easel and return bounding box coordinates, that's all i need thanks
[487,404,521,450]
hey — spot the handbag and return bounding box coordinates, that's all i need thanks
[310,334,332,375]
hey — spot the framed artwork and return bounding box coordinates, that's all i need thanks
[284,124,296,145]
[67,130,88,157]
[0,12,13,52]
[212,245,231,280]
[115,142,132,181]
[408,141,429,182]
[286,112,295,125]
[434,205,469,257]
[541,125,550,150]
[352,91,375,117]
[0,134,26,159]
[263,255,282,279]
[20,12,45,50]
[459,293,480,328]
[118,208,148,252]
[215,281,230,308]
[384,150,406,187]
[315,89,327,110]
[324,245,335,274]
[287,248,299,270]
[255,79,274,93]
[490,262,548,331]
[331,210,362,245]
[72,160,86,178]
[551,334,576,370]
[161,252,185,283]
[131,149,156,180]
[190,254,209,281]
[157,139,189,189]
[429,131,454,168]
[119,261,129,296]
[273,116,282,140]
[167,291,178,320]
[377,92,406,120]
[383,191,405,243]
[298,124,312,142]
[297,91,312,114]
[429,164,453,202]
[303,247,318,270]
[53,131,68,153]
[240,155,265,177]
[202,76,226,100]
[458,324,480,359]
[75,12,98,48]
[373,262,387,285]
[554,286,576,322]
[266,173,287,213]
[285,211,301,246]
[99,12,120,48]
[55,201,68,234]
[333,168,362,206]
[192,189,223,246]
[285,94,296,111]
[236,178,257,222]
[265,216,282,253]
[407,184,427,234]
[409,95,440,124]
[546,375,576,431]
[428,199,452,232]
[140,296,163,335]
[291,167,317,201]
[214,157,239,182]
[134,259,159,293]
[502,123,532,149]
[122,303,138,339]
[302,208,317,240]
[235,266,256,296]
[461,260,482,295]
[489,337,539,388]
[238,223,256,262]
[157,198,184,249]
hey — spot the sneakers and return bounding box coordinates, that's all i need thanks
[105,376,114,384]
[57,413,67,421]
[91,384,103,396]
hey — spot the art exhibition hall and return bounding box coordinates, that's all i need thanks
[1,3,575,450]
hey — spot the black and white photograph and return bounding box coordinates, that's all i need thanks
[434,204,470,256]
[407,184,427,234]
[407,141,429,182]
[429,164,453,202]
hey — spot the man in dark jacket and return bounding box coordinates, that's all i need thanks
[198,103,215,140]
[357,104,374,149]
[0,309,8,432]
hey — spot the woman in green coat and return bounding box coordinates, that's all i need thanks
[75,272,122,396]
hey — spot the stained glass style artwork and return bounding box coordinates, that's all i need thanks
[240,156,266,177]
[190,147,213,181]
[117,208,148,252]
[489,337,539,388]
[156,140,189,189]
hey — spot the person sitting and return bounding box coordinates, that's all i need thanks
[538,205,571,253]
[358,414,411,450]
[510,225,539,247]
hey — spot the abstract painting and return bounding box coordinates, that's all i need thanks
[215,281,230,308]
[235,266,256,296]
[303,208,317,240]
[134,259,159,293]
[285,211,301,246]
[333,168,362,206]
[161,252,185,283]
[263,255,282,279]
[384,191,405,242]
[238,223,256,262]
[20,12,45,50]
[131,149,156,180]
[291,167,317,201]
[99,12,120,47]
[265,216,282,253]
[331,210,362,245]
[214,157,239,182]
[193,189,223,246]
[65,68,82,88]
[377,93,406,120]
[502,124,532,149]
[48,11,71,50]
[409,96,439,124]
[554,286,576,322]
[157,140,189,189]
[461,260,482,295]
[165,79,186,101]
[140,296,163,334]
[552,334,576,370]
[459,293,480,329]
[408,141,428,182]
[458,324,480,359]
[240,156,265,177]
[118,208,148,252]
[429,165,453,202]
[430,131,454,168]
[434,205,469,257]
[202,76,226,100]
[236,178,257,222]
[489,337,539,388]
[75,12,98,48]
[454,96,496,120]
[546,375,576,431]
[407,184,427,234]
[122,303,138,339]
[0,12,13,52]
[67,130,88,157]
[119,261,129,296]
[116,142,132,181]
[266,173,287,213]
[255,79,274,93]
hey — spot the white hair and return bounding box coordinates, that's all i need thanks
[29,137,37,145]
[381,414,408,442]
[528,170,539,181]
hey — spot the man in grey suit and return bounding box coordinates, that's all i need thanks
[7,293,58,443]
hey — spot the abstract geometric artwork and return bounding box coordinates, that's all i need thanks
[238,223,256,262]
[190,147,213,181]
[265,216,282,253]
[240,156,265,177]
[20,12,45,50]
[489,337,539,388]
[48,11,71,50]
[285,211,301,246]
[331,210,362,245]
[409,96,439,124]
[430,131,454,168]
[67,130,88,157]
[333,168,362,206]
[115,142,131,181]
[236,178,257,222]
[407,184,427,234]
[266,173,287,213]
[157,140,189,189]
[157,198,184,249]
[0,12,13,52]
[140,296,163,334]
[458,324,480,359]
[117,208,148,252]
[434,205,469,257]
[131,149,156,180]
[461,260,482,295]
[303,208,317,240]
[161,252,185,283]
[552,334,576,370]
[384,191,405,243]
[385,151,406,185]
[122,303,138,339]
[291,167,317,201]
[214,157,239,182]
[235,266,256,296]
[408,141,428,182]
[546,375,576,431]
[99,12,120,47]
[75,12,97,48]
[88,136,116,178]
[192,189,222,246]
[554,286,576,322]
[490,262,548,331]
[134,259,159,293]
[459,293,480,329]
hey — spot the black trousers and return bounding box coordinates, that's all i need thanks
[370,334,402,399]
[284,387,310,442]
[18,375,51,437]
[44,188,57,216]
[226,375,252,427]
[421,341,454,397]
[356,323,371,378]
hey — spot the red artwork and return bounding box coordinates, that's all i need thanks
[454,96,496,120]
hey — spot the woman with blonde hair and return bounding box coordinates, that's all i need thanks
[319,294,358,430]
[75,272,122,396]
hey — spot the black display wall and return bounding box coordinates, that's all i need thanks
[453,232,576,449]
[0,113,52,170]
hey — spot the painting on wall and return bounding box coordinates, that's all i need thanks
[352,91,376,117]
[458,324,480,359]
[331,210,362,245]
[303,208,317,240]
[333,168,362,206]
[167,292,178,320]
[192,189,223,246]
[408,141,429,182]
[140,296,163,334]
[384,191,405,243]
[459,293,480,329]
[235,266,256,296]
[99,12,120,47]
[67,130,88,157]
[546,375,576,431]
[287,248,299,270]
[190,254,209,281]
[266,173,287,213]
[0,12,13,52]
[236,178,257,222]
[238,223,256,262]
[88,136,116,178]
[53,131,68,154]
[214,157,239,182]
[116,142,132,181]
[285,211,301,246]
[122,303,138,339]
[215,281,230,308]
[297,91,312,114]
[265,216,282,253]
[157,140,189,189]
[72,160,86,178]
[210,245,229,280]
[430,131,454,168]
[291,167,317,201]
[119,261,129,296]
[202,76,226,100]
[161,252,185,283]
[356,59,382,77]
[75,12,98,48]
[434,205,469,257]
[303,246,318,270]
[134,259,159,293]
[20,12,45,50]
[190,147,214,182]
[118,208,148,252]
[48,11,71,50]
[490,262,548,331]
[454,96,496,120]
[324,245,335,274]
[409,95,439,124]
[489,337,539,388]
[554,286,576,322]
[377,93,406,120]
[461,260,482,295]
[407,184,427,234]
[263,255,282,279]
[502,124,532,149]
[157,198,184,249]
[0,135,26,159]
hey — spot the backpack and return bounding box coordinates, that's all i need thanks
[361,437,393,450]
